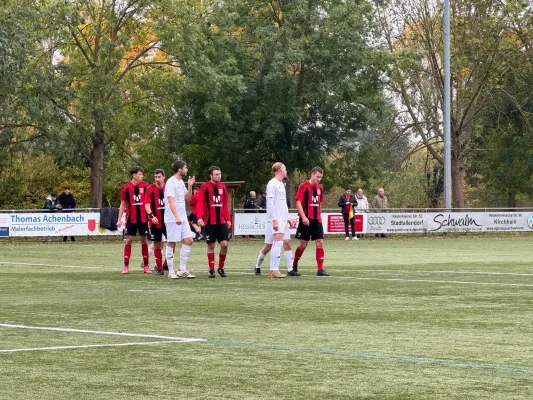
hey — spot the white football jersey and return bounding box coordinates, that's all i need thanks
[164,176,188,222]
[266,177,289,223]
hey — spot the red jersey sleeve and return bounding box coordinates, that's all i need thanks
[144,185,153,205]
[295,183,305,203]
[196,184,207,221]
[189,192,198,208]
[223,184,230,222]
[120,184,128,202]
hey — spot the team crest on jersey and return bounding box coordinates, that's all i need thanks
[317,189,321,195]
[219,188,223,195]
[139,187,144,194]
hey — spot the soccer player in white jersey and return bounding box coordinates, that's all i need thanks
[253,162,297,278]
[164,159,196,279]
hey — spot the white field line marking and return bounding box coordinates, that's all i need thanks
[336,269,533,277]
[229,267,533,277]
[0,340,187,353]
[0,261,102,270]
[0,324,206,343]
[2,261,531,287]
[226,271,533,287]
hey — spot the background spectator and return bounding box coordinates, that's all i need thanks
[372,188,388,238]
[354,188,369,238]
[58,186,76,242]
[43,192,61,242]
[338,187,358,240]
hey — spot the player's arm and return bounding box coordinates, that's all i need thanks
[185,176,195,201]
[117,200,127,227]
[144,202,158,225]
[295,200,309,226]
[196,185,206,227]
[167,195,182,225]
[223,186,231,229]
[267,184,280,231]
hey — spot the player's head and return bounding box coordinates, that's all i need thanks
[153,169,166,186]
[272,162,287,178]
[130,167,144,183]
[345,187,351,196]
[310,167,323,185]
[193,187,199,195]
[208,166,221,183]
[282,177,288,187]
[171,159,188,177]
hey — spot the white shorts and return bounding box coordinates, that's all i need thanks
[264,221,291,245]
[165,221,193,242]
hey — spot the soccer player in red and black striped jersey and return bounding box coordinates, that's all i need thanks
[117,167,151,274]
[293,167,330,276]
[196,166,231,278]
[144,169,167,275]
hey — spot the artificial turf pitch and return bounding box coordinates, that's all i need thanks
[0,236,532,399]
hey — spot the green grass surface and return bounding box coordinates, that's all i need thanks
[1,236,532,399]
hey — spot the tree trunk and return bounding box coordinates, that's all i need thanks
[451,128,464,209]
[89,116,105,208]
[287,169,295,209]
[507,192,516,209]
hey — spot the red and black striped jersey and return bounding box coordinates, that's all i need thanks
[120,181,149,223]
[189,191,199,216]
[295,181,324,222]
[196,181,230,225]
[145,183,165,228]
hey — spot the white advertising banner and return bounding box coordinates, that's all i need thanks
[7,212,120,237]
[234,212,366,235]
[234,211,533,235]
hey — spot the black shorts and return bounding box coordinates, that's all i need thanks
[295,219,324,241]
[187,213,198,224]
[149,225,167,242]
[204,224,229,244]
[126,221,149,236]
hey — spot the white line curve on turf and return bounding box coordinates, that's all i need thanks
[0,340,187,353]
[0,324,207,342]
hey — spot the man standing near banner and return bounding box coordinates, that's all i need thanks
[117,167,151,274]
[338,187,358,240]
[293,167,330,276]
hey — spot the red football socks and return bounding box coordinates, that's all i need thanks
[141,244,149,265]
[316,248,324,270]
[218,253,227,269]
[154,249,163,271]
[293,247,304,268]
[124,244,132,266]
[207,253,215,271]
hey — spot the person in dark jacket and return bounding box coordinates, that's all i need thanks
[44,193,62,211]
[58,187,76,242]
[338,187,358,240]
[244,191,260,212]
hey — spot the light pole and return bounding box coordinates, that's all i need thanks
[443,0,452,209]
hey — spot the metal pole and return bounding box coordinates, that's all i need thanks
[443,0,452,209]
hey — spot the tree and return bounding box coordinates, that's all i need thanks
[378,0,512,207]
[159,0,387,198]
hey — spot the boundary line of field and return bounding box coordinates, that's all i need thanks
[0,323,206,342]
[0,341,186,353]
[2,261,533,287]
[1,323,532,373]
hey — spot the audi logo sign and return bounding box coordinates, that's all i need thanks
[367,216,386,225]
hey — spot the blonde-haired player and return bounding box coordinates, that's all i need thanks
[253,162,298,278]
